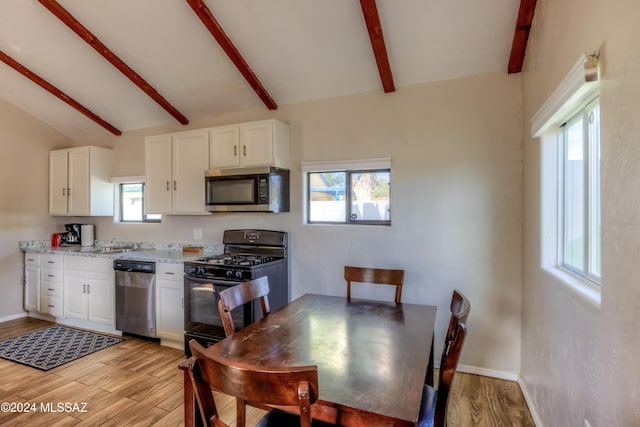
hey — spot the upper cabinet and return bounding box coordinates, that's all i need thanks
[49,146,114,216]
[145,129,210,215]
[210,119,290,169]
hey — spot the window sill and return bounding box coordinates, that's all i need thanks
[543,266,601,309]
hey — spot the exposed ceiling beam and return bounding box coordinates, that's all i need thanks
[186,0,277,110]
[359,0,395,93]
[37,0,189,125]
[508,0,537,74]
[0,50,121,136]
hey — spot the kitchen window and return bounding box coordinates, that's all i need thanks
[303,158,391,225]
[119,182,161,223]
[558,98,600,283]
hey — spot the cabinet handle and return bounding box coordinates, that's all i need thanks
[62,188,66,196]
[234,145,238,156]
[243,145,247,157]
[165,272,175,275]
[48,261,55,264]
[48,288,55,291]
[83,284,86,293]
[174,181,177,191]
[67,187,71,196]
[27,258,34,262]
[87,284,91,294]
[166,181,170,191]
[48,305,55,308]
[48,274,54,277]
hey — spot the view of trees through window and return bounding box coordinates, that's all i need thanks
[308,169,390,224]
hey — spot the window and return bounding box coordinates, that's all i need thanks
[119,182,161,223]
[558,98,600,283]
[304,158,391,225]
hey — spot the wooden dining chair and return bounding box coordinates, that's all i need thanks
[418,290,470,427]
[344,265,405,303]
[186,339,336,427]
[218,276,271,337]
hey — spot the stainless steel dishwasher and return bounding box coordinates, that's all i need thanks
[114,260,156,338]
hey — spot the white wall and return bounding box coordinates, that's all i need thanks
[84,71,524,374]
[521,0,640,425]
[0,97,72,319]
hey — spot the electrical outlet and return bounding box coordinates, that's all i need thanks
[193,229,202,240]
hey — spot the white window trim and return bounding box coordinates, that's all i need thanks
[302,158,391,226]
[302,158,391,173]
[534,53,602,308]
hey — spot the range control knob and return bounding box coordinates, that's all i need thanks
[235,270,244,279]
[188,266,197,274]
[226,270,234,278]
[197,267,206,276]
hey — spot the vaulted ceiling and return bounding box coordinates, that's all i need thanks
[0,0,532,140]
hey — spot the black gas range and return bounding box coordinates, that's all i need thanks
[183,229,288,355]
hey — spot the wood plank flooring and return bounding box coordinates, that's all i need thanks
[0,317,534,426]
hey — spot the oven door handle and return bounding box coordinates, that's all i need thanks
[186,275,243,288]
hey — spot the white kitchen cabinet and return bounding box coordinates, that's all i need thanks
[209,119,290,169]
[145,129,210,215]
[40,254,64,318]
[63,256,114,326]
[24,254,40,312]
[49,146,114,216]
[155,262,184,349]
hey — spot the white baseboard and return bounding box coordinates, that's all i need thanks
[517,376,544,427]
[0,312,28,323]
[456,363,520,381]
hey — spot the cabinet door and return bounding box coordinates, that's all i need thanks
[49,150,69,215]
[145,134,173,214]
[87,272,114,325]
[156,279,184,342]
[240,121,273,167]
[64,270,88,320]
[210,125,240,168]
[67,147,91,215]
[172,129,210,214]
[25,265,40,312]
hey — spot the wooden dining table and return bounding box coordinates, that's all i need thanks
[181,293,437,427]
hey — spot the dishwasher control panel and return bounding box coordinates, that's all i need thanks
[114,260,155,273]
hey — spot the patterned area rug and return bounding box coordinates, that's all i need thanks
[0,325,122,371]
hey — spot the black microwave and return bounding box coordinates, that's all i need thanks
[204,167,290,213]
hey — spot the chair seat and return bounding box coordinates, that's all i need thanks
[257,409,337,427]
[417,385,437,427]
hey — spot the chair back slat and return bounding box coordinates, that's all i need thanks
[344,265,405,303]
[434,290,470,427]
[188,339,319,427]
[218,277,271,337]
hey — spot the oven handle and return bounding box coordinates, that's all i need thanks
[185,275,243,288]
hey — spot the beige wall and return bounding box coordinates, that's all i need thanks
[0,97,71,319]
[84,71,524,374]
[521,0,640,425]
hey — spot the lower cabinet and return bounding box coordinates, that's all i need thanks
[63,256,115,327]
[156,262,184,348]
[24,254,40,312]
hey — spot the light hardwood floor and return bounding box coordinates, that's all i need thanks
[0,318,534,426]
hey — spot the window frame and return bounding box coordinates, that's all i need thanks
[302,158,392,226]
[557,96,600,284]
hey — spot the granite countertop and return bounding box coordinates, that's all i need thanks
[19,240,223,264]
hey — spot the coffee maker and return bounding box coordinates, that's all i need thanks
[61,223,81,245]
